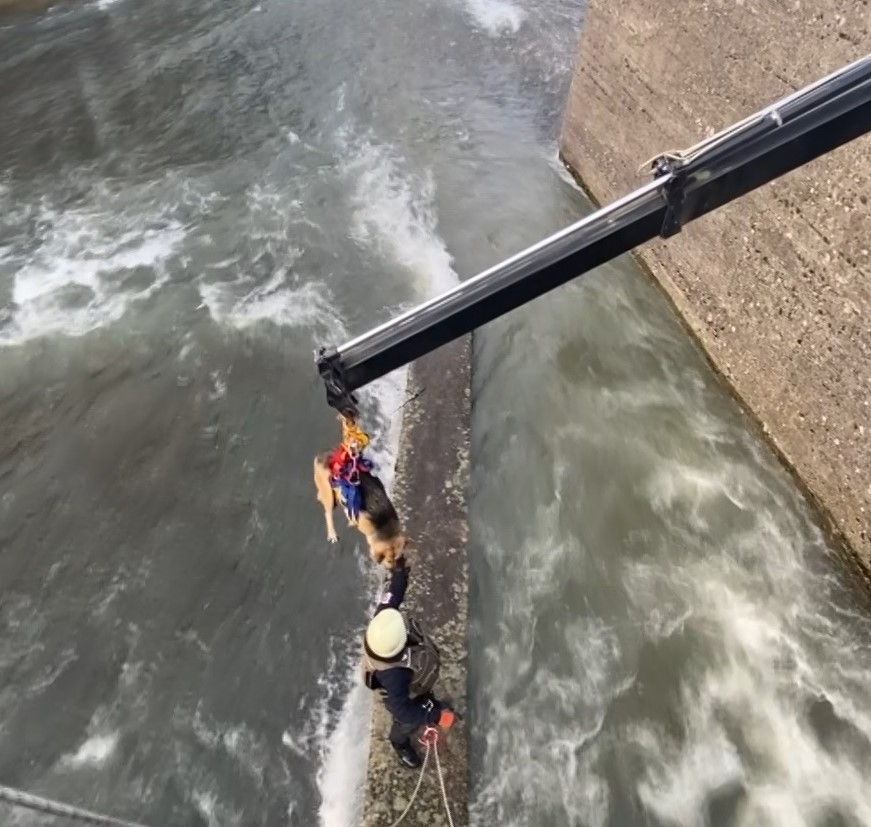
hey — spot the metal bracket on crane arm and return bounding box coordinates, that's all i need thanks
[652,155,688,239]
[315,346,360,419]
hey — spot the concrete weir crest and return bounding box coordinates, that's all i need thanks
[361,334,472,827]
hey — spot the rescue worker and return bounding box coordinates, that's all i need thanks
[362,554,455,768]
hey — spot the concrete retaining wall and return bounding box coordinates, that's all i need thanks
[362,335,471,826]
[559,0,871,571]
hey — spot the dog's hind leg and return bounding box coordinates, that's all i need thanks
[313,458,339,544]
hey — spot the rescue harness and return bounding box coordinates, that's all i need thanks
[328,414,375,522]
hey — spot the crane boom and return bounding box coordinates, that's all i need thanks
[317,53,871,417]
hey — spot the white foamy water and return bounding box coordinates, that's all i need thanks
[190,709,274,792]
[461,0,526,35]
[472,400,871,826]
[61,732,120,768]
[468,256,871,826]
[316,680,372,827]
[314,370,407,827]
[1,199,185,345]
[192,182,351,344]
[1,166,341,350]
[342,132,459,298]
[199,272,344,341]
[284,531,389,824]
[470,506,625,827]
[315,133,459,826]
[191,789,233,827]
[0,174,224,346]
[624,498,871,827]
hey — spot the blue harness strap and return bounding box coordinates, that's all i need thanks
[331,456,375,521]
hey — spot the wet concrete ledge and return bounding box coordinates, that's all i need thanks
[558,0,871,578]
[362,335,471,826]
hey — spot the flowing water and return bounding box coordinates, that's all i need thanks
[2,0,870,826]
[468,259,871,827]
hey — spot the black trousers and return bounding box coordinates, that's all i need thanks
[388,692,436,749]
[389,718,419,749]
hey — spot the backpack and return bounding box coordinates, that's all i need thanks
[405,615,441,697]
[362,614,441,698]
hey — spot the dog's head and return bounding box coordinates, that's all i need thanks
[372,535,407,570]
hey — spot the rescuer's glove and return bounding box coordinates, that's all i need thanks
[438,709,456,730]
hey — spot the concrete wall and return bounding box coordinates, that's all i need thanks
[362,335,471,826]
[559,0,871,571]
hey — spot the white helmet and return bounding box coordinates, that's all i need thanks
[365,609,407,659]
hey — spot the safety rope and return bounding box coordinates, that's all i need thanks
[0,783,156,827]
[386,739,432,827]
[635,53,871,177]
[386,728,455,827]
[432,734,456,827]
[635,107,782,175]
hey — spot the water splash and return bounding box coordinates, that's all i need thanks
[461,0,526,35]
[315,129,457,826]
[339,130,458,298]
[60,733,120,769]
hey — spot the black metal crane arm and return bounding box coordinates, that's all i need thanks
[316,53,871,417]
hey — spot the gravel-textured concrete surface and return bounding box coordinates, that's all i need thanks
[362,335,471,827]
[559,0,871,571]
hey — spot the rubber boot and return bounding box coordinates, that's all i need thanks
[392,741,422,769]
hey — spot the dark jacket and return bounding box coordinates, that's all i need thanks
[365,562,443,728]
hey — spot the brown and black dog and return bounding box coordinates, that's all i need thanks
[313,425,406,569]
